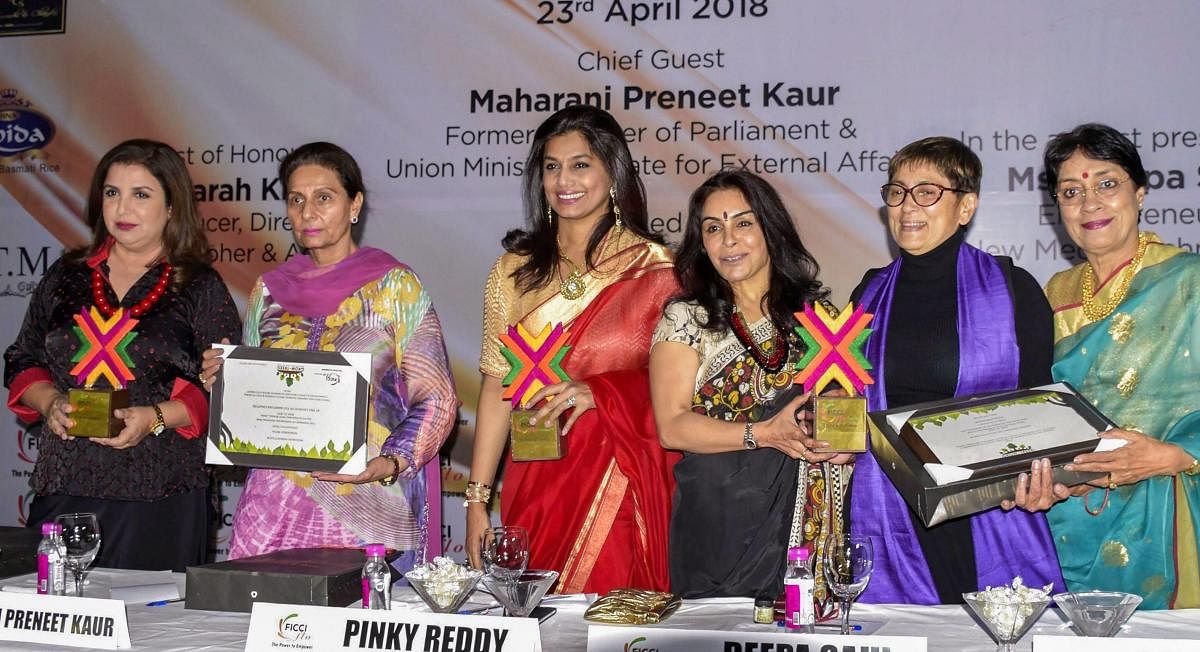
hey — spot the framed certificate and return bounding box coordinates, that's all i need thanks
[206,345,370,473]
[869,382,1112,527]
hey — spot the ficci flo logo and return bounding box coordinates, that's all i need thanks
[625,636,658,652]
[17,428,38,464]
[276,613,311,641]
[17,489,36,526]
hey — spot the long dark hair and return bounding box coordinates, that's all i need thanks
[504,105,661,291]
[671,169,828,335]
[68,138,210,288]
[279,141,368,241]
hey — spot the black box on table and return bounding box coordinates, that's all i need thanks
[185,546,398,613]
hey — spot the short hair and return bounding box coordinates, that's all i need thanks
[672,169,827,335]
[504,104,660,291]
[888,136,982,194]
[279,142,367,236]
[73,139,210,286]
[1043,123,1147,191]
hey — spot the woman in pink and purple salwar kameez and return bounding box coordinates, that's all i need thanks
[216,142,455,570]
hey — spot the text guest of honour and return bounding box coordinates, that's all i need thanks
[578,48,726,72]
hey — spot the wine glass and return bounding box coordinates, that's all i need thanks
[822,533,874,635]
[480,526,529,583]
[55,513,101,597]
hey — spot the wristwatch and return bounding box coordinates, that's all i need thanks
[743,422,758,450]
[149,405,166,437]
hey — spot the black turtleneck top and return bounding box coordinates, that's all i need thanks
[850,227,1053,603]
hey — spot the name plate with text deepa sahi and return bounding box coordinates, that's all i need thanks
[586,625,926,652]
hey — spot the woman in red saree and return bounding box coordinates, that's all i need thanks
[466,106,677,593]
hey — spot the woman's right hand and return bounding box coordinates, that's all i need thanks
[1001,457,1097,512]
[465,503,491,570]
[43,393,75,440]
[754,393,849,463]
[199,338,231,392]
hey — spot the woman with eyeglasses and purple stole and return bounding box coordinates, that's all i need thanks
[1008,124,1200,609]
[849,136,1063,604]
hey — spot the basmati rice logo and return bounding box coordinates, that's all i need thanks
[0,90,54,157]
[625,636,658,652]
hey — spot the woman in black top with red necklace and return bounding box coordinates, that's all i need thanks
[4,140,241,571]
[650,170,852,602]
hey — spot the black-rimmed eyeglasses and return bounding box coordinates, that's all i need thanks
[880,183,966,207]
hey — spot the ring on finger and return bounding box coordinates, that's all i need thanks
[566,395,577,408]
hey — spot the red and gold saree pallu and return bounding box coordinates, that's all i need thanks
[499,249,679,594]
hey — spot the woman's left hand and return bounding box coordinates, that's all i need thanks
[312,454,409,485]
[524,381,595,437]
[92,406,157,450]
[791,406,855,464]
[1065,428,1193,486]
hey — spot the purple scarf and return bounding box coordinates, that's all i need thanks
[262,247,403,316]
[851,242,1063,603]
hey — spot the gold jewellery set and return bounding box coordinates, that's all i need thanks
[1079,232,1149,322]
[551,187,624,300]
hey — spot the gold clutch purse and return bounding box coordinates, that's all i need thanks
[583,588,682,625]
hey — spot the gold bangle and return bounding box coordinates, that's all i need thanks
[1184,457,1200,477]
[464,480,492,506]
[378,454,401,486]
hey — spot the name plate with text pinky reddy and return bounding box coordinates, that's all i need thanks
[246,602,542,651]
[0,592,131,649]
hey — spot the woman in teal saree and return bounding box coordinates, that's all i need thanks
[1011,123,1200,609]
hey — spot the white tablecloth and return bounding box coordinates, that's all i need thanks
[0,570,1197,651]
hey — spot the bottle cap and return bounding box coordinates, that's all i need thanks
[754,596,775,607]
[41,523,55,536]
[364,543,386,556]
[787,546,809,561]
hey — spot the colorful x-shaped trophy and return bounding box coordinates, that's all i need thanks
[66,307,137,437]
[793,301,874,452]
[499,322,572,461]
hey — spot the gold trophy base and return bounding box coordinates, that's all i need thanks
[509,409,564,461]
[66,387,129,438]
[813,396,867,452]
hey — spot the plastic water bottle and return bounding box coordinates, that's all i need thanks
[36,522,65,596]
[783,546,815,632]
[361,544,390,610]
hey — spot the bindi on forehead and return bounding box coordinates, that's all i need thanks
[1082,171,1089,179]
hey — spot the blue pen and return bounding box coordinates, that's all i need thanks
[776,621,863,632]
[146,598,185,607]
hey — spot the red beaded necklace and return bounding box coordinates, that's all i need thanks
[91,263,173,317]
[730,309,788,372]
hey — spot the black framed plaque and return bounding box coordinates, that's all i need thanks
[206,345,370,473]
[868,382,1112,527]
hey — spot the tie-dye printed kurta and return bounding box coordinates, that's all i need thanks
[229,263,455,565]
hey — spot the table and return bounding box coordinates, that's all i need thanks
[0,570,1196,651]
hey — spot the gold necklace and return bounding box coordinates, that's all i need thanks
[557,250,586,300]
[556,225,622,300]
[1080,232,1149,322]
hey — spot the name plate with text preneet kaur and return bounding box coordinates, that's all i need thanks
[869,382,1113,527]
[206,345,370,474]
